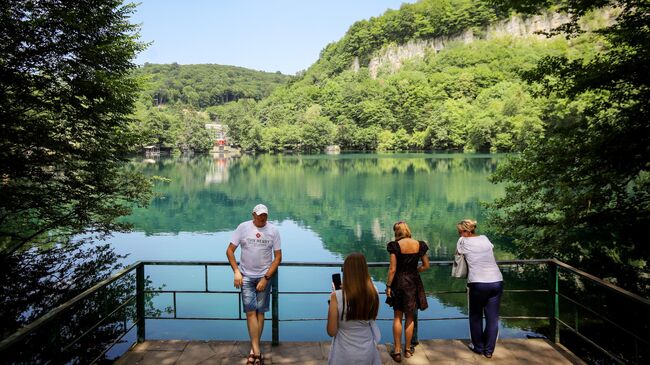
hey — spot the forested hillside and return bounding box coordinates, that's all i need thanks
[215,0,612,153]
[134,63,289,108]
[128,63,290,153]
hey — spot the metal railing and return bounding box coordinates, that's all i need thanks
[548,260,650,364]
[0,259,648,364]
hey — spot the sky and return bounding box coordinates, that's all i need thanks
[130,0,415,75]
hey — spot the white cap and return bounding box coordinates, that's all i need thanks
[252,204,269,215]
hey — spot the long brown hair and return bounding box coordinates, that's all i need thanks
[341,253,379,321]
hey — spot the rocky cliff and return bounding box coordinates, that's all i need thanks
[362,10,615,78]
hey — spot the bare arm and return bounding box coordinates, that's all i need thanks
[226,243,243,288]
[418,254,430,273]
[256,249,282,292]
[268,249,282,277]
[386,253,397,297]
[326,292,338,337]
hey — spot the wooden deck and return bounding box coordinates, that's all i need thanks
[115,338,585,364]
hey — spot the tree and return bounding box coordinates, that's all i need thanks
[487,0,650,294]
[0,0,152,342]
[300,105,337,151]
[214,98,259,148]
[171,110,213,153]
[137,107,178,147]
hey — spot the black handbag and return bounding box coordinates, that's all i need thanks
[385,294,394,306]
[385,287,400,307]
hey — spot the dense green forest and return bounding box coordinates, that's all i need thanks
[2,0,647,362]
[125,0,649,299]
[212,0,611,153]
[486,0,649,297]
[1,0,153,360]
[128,0,612,155]
[128,63,290,152]
[133,63,289,108]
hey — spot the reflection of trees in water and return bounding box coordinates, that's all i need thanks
[1,238,126,363]
[118,154,555,345]
[125,154,505,260]
[371,264,550,333]
[1,238,161,363]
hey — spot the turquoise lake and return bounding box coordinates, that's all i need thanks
[107,153,547,345]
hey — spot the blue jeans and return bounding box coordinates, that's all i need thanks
[241,276,272,313]
[468,281,504,355]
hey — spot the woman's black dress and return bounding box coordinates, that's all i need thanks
[386,240,429,312]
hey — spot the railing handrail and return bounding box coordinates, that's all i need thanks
[139,259,551,266]
[0,259,547,351]
[0,261,143,352]
[2,258,648,364]
[550,258,650,305]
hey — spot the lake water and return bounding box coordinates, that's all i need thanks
[109,153,547,344]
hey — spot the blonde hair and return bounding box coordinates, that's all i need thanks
[341,253,379,321]
[457,219,477,234]
[393,221,412,240]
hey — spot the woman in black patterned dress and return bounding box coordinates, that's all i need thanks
[385,221,430,362]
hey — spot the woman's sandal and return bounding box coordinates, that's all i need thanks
[246,350,264,365]
[404,348,413,358]
[390,351,402,363]
[246,353,256,365]
[246,354,264,365]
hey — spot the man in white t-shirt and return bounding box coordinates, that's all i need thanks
[226,203,282,364]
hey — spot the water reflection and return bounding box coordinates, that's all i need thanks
[124,153,507,261]
[204,157,230,184]
[111,153,548,342]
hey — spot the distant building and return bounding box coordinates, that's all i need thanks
[143,145,159,157]
[143,144,172,157]
[205,123,229,147]
[205,123,240,156]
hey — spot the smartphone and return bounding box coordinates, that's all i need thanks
[332,273,342,290]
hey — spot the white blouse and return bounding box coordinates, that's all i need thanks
[457,235,503,283]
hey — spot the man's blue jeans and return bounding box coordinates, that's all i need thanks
[241,276,272,313]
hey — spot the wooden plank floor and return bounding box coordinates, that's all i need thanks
[115,338,585,364]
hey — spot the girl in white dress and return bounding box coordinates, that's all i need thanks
[326,253,382,365]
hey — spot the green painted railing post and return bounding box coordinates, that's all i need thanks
[136,263,146,343]
[272,272,279,346]
[548,260,559,343]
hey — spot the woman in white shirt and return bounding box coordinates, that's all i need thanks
[456,219,503,359]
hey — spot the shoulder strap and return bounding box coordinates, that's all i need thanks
[340,290,346,321]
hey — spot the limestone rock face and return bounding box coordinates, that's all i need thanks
[364,10,614,78]
[367,29,474,78]
[485,12,571,40]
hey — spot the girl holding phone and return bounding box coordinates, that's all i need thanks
[326,253,381,365]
